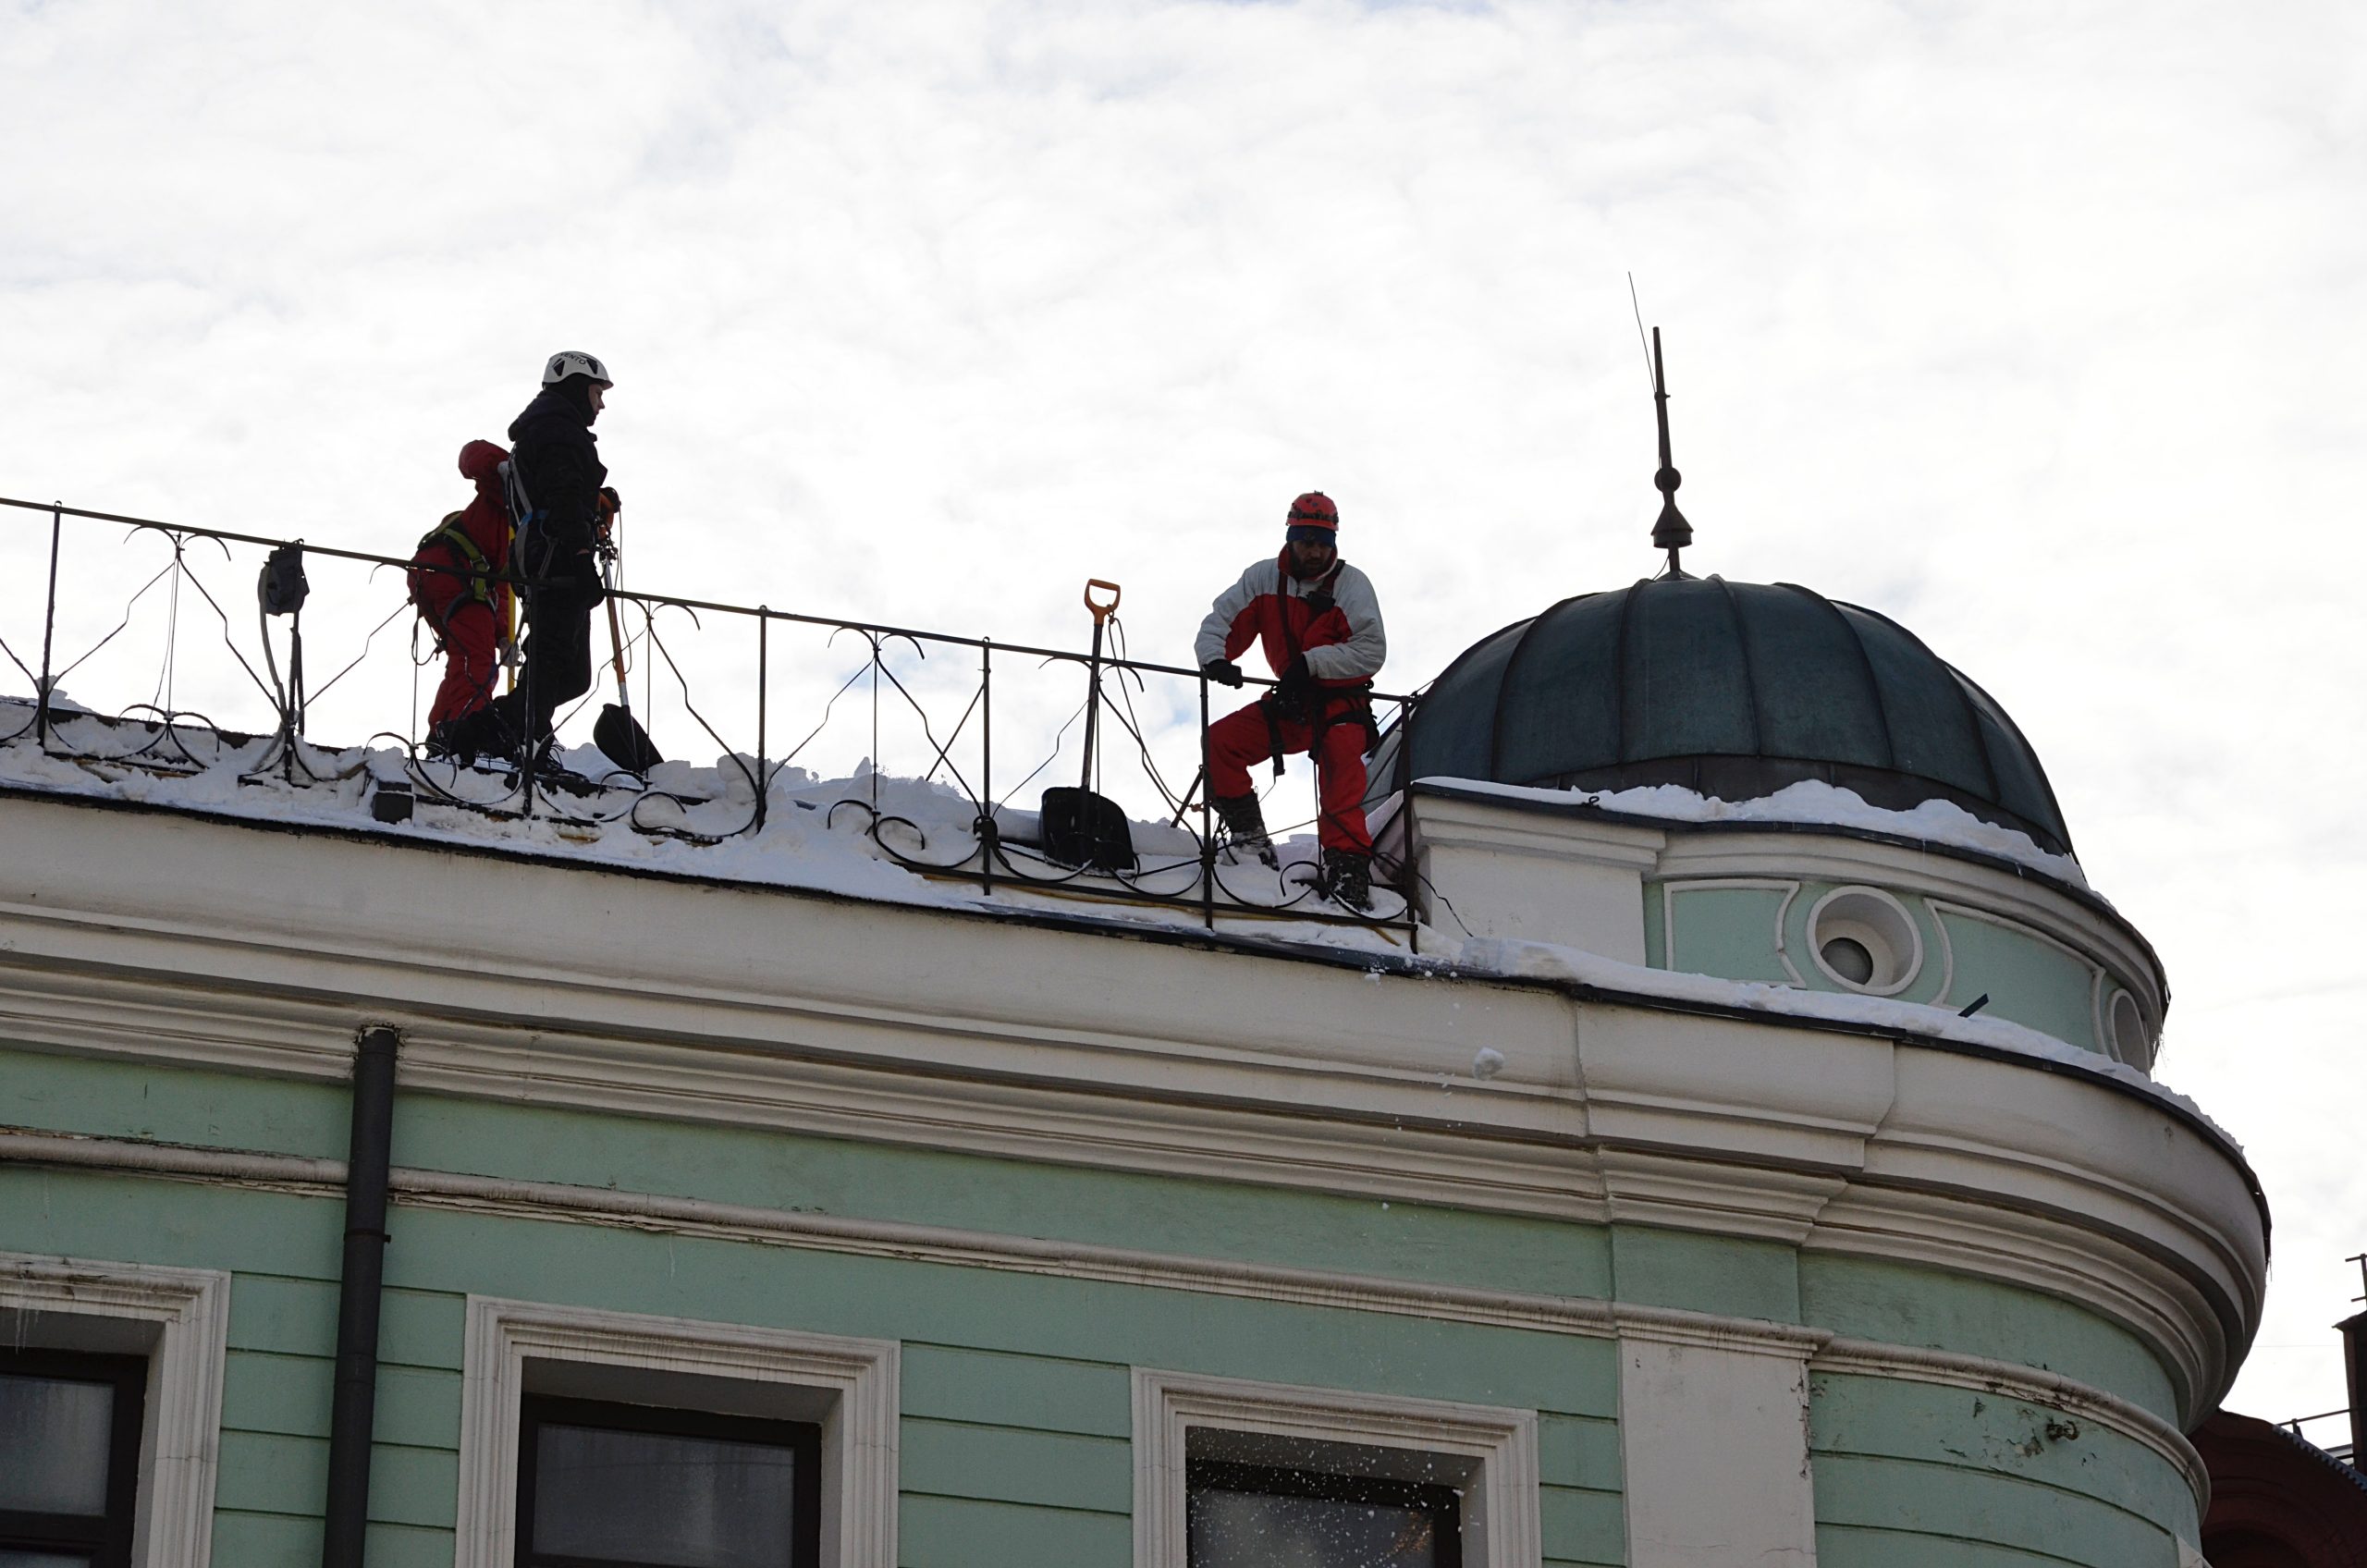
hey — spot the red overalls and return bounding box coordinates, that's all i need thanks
[412,443,514,729]
[1199,553,1386,853]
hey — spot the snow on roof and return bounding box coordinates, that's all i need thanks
[0,701,2220,1141]
[0,700,1406,944]
[1416,775,2091,890]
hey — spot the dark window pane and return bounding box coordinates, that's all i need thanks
[0,1372,114,1515]
[0,1552,96,1568]
[530,1422,799,1568]
[1190,1486,1445,1566]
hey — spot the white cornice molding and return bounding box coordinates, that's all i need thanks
[0,1251,230,1568]
[1410,790,1669,867]
[0,1127,2224,1493]
[0,795,2261,1423]
[0,949,2259,1420]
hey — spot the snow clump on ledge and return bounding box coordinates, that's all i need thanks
[0,702,2220,1136]
[1417,776,2088,889]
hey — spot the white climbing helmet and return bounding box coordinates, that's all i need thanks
[542,350,613,387]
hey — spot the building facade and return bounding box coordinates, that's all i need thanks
[0,570,2268,1567]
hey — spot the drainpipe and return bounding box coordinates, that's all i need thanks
[323,1024,399,1568]
[2342,1306,2367,1464]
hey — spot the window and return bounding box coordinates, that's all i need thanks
[516,1395,820,1568]
[1134,1368,1538,1568]
[0,1348,148,1568]
[0,1254,227,1568]
[1806,886,1922,995]
[1187,1453,1462,1568]
[456,1298,899,1568]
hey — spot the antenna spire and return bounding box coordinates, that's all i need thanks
[1649,326,1693,577]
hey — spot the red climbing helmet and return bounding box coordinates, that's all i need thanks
[1285,491,1338,542]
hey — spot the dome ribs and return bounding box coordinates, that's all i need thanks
[1610,579,1640,768]
[1708,576,1767,759]
[1403,575,2075,857]
[1619,576,1758,766]
[1834,599,2005,805]
[1775,582,1898,772]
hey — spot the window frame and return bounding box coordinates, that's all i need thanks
[1185,1453,1466,1568]
[0,1345,151,1568]
[514,1391,823,1568]
[0,1253,229,1568]
[456,1297,899,1568]
[1133,1367,1539,1568]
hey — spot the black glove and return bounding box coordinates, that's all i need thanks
[570,548,607,605]
[1274,655,1314,717]
[1202,658,1245,688]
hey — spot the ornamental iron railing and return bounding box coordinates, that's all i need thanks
[0,496,1422,943]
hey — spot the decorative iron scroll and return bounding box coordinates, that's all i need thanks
[0,496,1422,944]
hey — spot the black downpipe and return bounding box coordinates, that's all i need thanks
[322,1024,399,1568]
[2341,1305,2367,1464]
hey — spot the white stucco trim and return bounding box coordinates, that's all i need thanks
[1132,1366,1540,1568]
[1805,884,1924,997]
[0,795,2259,1421]
[1652,828,2162,1021]
[454,1297,897,1568]
[0,1252,229,1568]
[0,1131,2209,1509]
[1773,878,1807,985]
[1656,876,1798,979]
[1616,1317,1816,1568]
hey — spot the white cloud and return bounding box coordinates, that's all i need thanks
[4,0,2361,1424]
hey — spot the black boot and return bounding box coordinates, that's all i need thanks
[1211,792,1277,868]
[1320,847,1373,912]
[426,708,509,766]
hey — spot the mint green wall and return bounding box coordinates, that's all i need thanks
[1651,879,2116,1054]
[1661,883,1797,985]
[1801,1255,2181,1425]
[1932,908,2101,1056]
[0,1043,1612,1301]
[0,1043,2201,1567]
[0,1161,1625,1568]
[1811,1372,2194,1567]
[0,1162,459,1568]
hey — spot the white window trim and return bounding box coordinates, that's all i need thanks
[0,1251,230,1568]
[455,1297,898,1568]
[1133,1366,1541,1568]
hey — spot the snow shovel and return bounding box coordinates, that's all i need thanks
[592,558,663,776]
[1040,579,1137,874]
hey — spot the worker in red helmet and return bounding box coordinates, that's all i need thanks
[1195,491,1388,911]
[411,440,516,750]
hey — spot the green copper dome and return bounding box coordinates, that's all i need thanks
[1392,575,2075,856]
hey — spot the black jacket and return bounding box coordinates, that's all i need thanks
[507,385,608,580]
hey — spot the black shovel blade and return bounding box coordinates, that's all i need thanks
[1040,786,1137,873]
[594,703,663,775]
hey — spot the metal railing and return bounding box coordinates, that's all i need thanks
[0,495,1422,943]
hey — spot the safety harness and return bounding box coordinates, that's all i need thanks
[1259,555,1375,777]
[408,511,509,640]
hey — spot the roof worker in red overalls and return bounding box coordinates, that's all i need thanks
[411,440,516,755]
[1196,491,1388,911]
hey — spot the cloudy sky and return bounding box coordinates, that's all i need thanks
[5,0,2362,1427]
